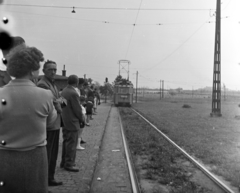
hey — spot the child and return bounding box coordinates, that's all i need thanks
[76,96,86,150]
[93,95,97,115]
[85,96,94,126]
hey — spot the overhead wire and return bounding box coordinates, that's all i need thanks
[124,0,143,59]
[140,17,213,73]
[1,3,214,11]
[3,9,215,26]
[137,69,212,88]
[1,2,225,89]
[222,0,232,11]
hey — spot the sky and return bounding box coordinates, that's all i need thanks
[0,0,240,90]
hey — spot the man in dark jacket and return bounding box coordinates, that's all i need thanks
[37,60,64,186]
[60,75,84,172]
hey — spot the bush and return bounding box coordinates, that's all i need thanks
[182,104,191,108]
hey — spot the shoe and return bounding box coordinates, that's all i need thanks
[64,166,79,172]
[80,139,86,144]
[48,179,63,186]
[86,123,90,126]
[76,146,85,150]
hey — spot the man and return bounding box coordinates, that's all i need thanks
[78,78,85,97]
[60,75,84,172]
[87,84,95,99]
[37,60,63,186]
[77,78,86,144]
[0,36,25,87]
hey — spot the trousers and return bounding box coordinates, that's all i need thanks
[46,129,60,181]
[61,129,78,168]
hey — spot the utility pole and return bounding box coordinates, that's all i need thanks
[136,71,138,103]
[105,77,108,103]
[162,80,164,99]
[160,80,162,100]
[211,0,222,117]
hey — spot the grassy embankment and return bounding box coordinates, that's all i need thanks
[119,107,211,193]
[132,97,240,188]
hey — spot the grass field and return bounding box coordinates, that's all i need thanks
[132,96,240,188]
[120,107,215,193]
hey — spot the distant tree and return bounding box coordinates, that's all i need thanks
[169,89,177,96]
[99,83,114,97]
[176,87,183,93]
[94,81,101,89]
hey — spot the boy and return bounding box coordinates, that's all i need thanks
[85,96,94,126]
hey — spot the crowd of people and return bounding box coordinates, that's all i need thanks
[0,37,101,193]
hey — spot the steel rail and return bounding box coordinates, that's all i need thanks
[131,108,235,193]
[118,108,141,193]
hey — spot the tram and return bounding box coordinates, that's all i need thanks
[113,80,134,107]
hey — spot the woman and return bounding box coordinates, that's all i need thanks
[0,46,57,193]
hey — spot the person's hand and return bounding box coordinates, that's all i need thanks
[56,97,67,105]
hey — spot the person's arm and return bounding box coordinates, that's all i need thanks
[70,92,83,122]
[37,83,49,90]
[46,92,57,128]
[38,83,62,114]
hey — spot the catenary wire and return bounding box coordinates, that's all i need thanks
[141,17,212,73]
[1,3,214,11]
[3,9,215,26]
[124,0,143,59]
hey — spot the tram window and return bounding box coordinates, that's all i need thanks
[119,88,129,93]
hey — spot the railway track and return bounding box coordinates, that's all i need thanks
[118,108,141,193]
[118,106,237,193]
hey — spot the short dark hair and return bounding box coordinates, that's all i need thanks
[12,36,25,47]
[79,78,85,85]
[68,75,79,85]
[79,95,86,102]
[43,60,56,69]
[7,46,44,78]
[88,96,94,102]
[2,36,26,58]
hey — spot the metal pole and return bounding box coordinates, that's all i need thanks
[211,0,221,117]
[127,61,130,80]
[160,80,162,100]
[136,71,138,103]
[162,80,164,99]
[105,83,107,103]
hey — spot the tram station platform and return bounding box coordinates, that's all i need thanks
[48,102,132,193]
